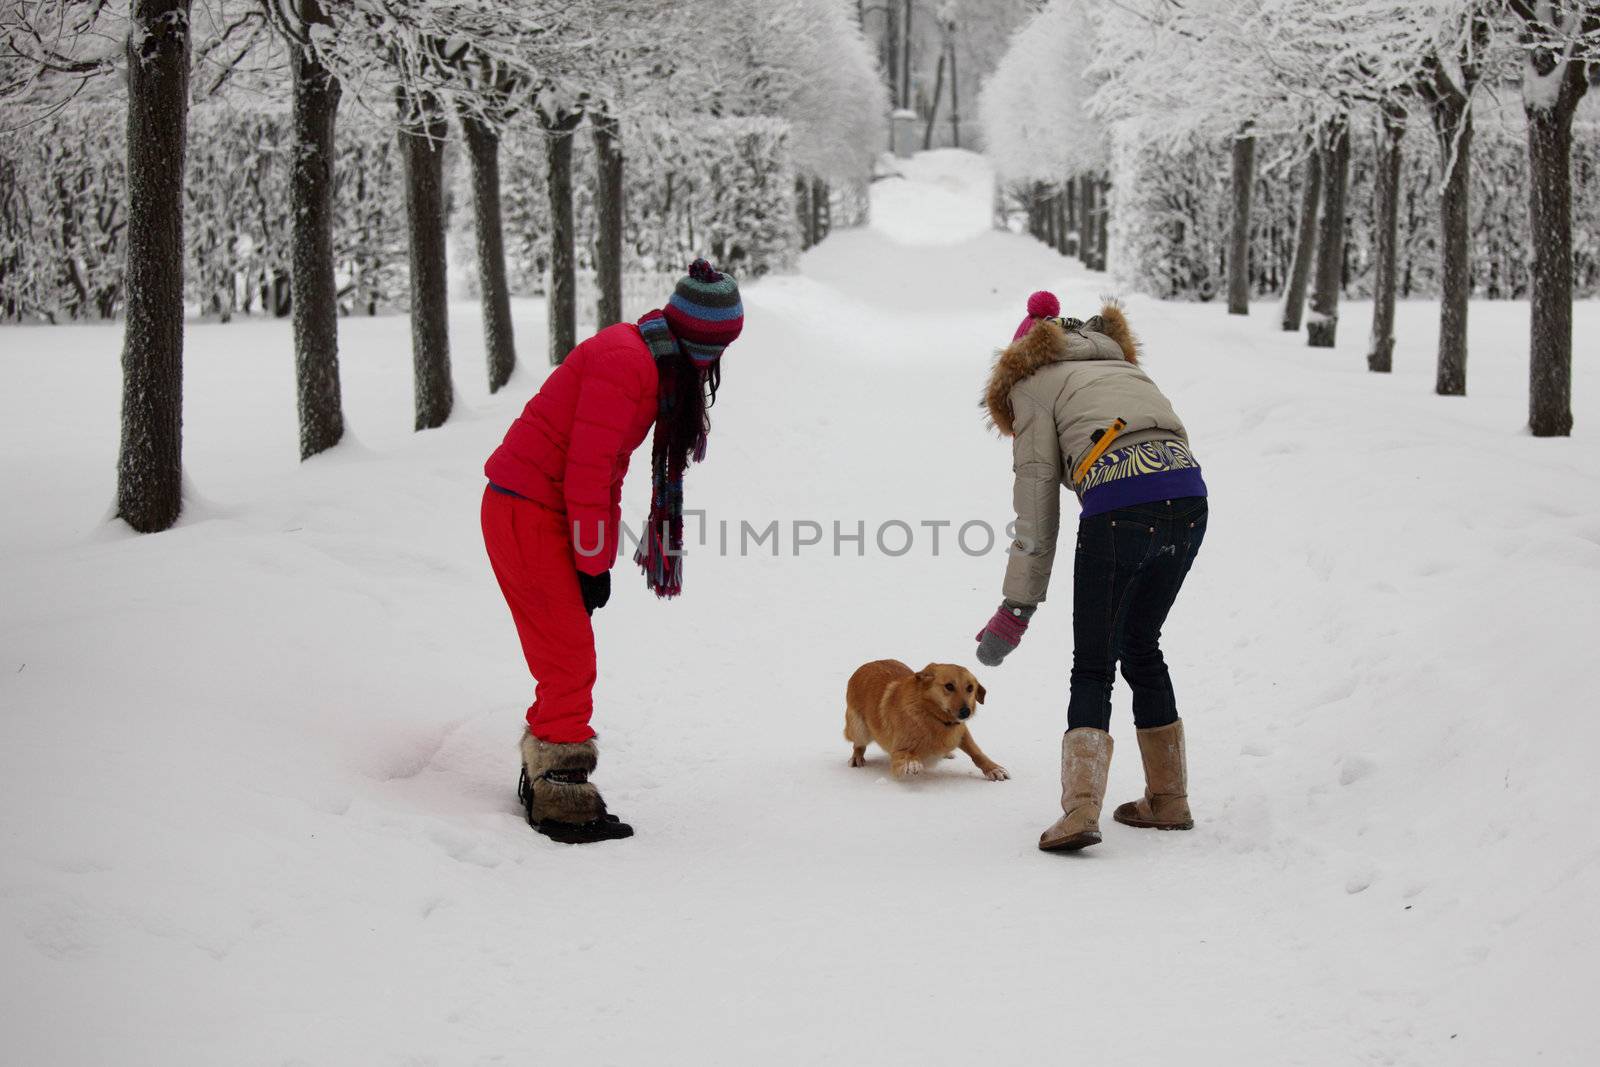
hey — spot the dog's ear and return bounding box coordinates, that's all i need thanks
[974,681,987,705]
[914,666,934,686]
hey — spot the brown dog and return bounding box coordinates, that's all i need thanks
[844,660,1008,781]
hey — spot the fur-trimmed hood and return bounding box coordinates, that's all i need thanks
[984,300,1140,436]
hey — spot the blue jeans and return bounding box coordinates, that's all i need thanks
[1066,497,1208,732]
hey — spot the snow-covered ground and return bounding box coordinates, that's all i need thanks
[3,148,1597,1064]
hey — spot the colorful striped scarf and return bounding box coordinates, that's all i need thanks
[634,311,708,598]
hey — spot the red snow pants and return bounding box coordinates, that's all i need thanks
[481,486,598,744]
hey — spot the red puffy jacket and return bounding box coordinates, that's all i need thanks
[484,323,659,575]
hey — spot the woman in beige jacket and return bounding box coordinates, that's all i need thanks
[975,292,1208,852]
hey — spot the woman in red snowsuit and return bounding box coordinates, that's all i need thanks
[482,260,742,844]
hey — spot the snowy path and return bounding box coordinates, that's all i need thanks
[3,150,1598,1064]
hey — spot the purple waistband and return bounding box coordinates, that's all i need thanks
[1080,468,1208,518]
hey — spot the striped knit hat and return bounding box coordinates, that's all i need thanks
[663,259,743,365]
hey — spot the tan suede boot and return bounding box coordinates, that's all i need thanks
[1038,728,1113,852]
[1112,719,1194,831]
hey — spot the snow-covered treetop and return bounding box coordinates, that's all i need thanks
[780,0,889,183]
[1,0,611,126]
[1505,1,1600,112]
[630,0,885,184]
[3,0,887,181]
[979,0,1109,185]
[1085,0,1523,148]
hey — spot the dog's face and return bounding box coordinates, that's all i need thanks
[913,663,986,724]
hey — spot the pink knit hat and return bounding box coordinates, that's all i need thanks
[1012,291,1060,341]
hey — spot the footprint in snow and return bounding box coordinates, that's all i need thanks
[1345,869,1375,894]
[1339,754,1377,786]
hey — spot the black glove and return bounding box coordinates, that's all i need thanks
[577,569,611,616]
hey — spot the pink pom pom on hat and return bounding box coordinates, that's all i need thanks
[1012,290,1060,341]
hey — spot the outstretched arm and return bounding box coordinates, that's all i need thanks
[1001,393,1063,607]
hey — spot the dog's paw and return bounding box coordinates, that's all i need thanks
[944,753,956,759]
[893,758,924,779]
[849,752,866,768]
[985,765,1010,781]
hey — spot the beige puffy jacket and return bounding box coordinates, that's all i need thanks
[983,302,1190,607]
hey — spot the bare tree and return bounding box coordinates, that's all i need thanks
[593,110,624,329]
[902,0,914,112]
[451,51,526,396]
[1508,1,1599,436]
[447,5,622,389]
[1415,14,1489,395]
[1227,123,1256,315]
[1093,175,1109,271]
[371,2,604,420]
[117,0,193,532]
[948,13,961,147]
[1079,176,1094,267]
[1064,175,1078,255]
[397,86,452,430]
[880,2,901,107]
[1282,145,1321,332]
[540,104,584,365]
[284,0,344,458]
[812,178,830,244]
[461,103,517,392]
[3,0,194,530]
[1306,117,1350,348]
[923,42,946,149]
[1368,101,1407,373]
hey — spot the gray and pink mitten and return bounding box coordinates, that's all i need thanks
[975,601,1036,666]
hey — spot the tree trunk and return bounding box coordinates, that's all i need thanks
[1054,193,1067,255]
[1367,106,1404,373]
[271,270,291,317]
[948,41,960,148]
[884,5,900,109]
[795,177,813,249]
[545,115,580,365]
[1516,9,1596,435]
[116,0,191,533]
[1526,99,1577,435]
[1306,121,1350,348]
[1282,147,1321,331]
[901,0,913,116]
[461,110,517,393]
[1045,189,1058,248]
[1065,176,1077,255]
[1078,177,1094,266]
[593,112,624,330]
[398,88,452,430]
[1093,177,1109,271]
[812,178,829,242]
[1432,100,1473,395]
[923,49,945,150]
[57,173,86,318]
[1227,130,1255,315]
[289,0,345,459]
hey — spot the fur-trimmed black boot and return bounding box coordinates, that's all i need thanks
[518,732,634,844]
